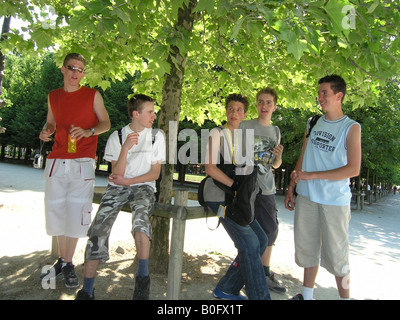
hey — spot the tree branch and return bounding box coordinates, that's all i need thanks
[348,57,400,84]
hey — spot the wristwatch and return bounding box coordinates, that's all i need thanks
[89,128,95,136]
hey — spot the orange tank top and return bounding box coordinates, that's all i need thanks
[48,86,98,159]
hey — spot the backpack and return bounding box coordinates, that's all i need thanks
[198,161,234,214]
[224,166,258,226]
[306,115,321,138]
[198,162,258,227]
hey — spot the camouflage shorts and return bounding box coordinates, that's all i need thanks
[85,184,155,263]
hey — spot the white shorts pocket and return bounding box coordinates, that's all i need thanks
[81,203,93,226]
[76,158,95,180]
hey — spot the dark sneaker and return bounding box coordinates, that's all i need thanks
[266,272,286,293]
[213,287,247,300]
[62,263,79,288]
[40,257,63,280]
[133,275,150,300]
[75,289,95,300]
[289,293,304,300]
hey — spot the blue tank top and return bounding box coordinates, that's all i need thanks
[296,115,360,206]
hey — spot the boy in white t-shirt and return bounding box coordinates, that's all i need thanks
[76,94,166,300]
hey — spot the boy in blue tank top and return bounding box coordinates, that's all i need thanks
[284,75,362,300]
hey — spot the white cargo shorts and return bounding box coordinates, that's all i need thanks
[44,158,95,238]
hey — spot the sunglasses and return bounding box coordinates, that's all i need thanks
[66,65,85,73]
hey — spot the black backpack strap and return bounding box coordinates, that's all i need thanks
[306,115,321,138]
[151,128,157,145]
[118,128,123,145]
[206,209,221,231]
[117,128,156,145]
[116,127,161,201]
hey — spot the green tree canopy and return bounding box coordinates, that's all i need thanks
[2,0,399,116]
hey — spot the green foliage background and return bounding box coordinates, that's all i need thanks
[1,53,399,185]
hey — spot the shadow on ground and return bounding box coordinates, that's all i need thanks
[0,250,234,300]
[0,249,340,300]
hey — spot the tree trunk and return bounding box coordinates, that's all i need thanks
[0,16,11,110]
[149,0,197,274]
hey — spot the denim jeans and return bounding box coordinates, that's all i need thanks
[206,201,271,300]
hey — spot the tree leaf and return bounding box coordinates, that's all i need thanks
[325,0,351,37]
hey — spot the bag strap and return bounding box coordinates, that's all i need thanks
[118,128,123,145]
[117,127,157,145]
[306,115,321,138]
[205,208,221,231]
[117,127,161,200]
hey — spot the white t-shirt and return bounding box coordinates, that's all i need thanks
[104,125,166,191]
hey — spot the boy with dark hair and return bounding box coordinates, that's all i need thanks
[319,74,347,101]
[285,75,361,300]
